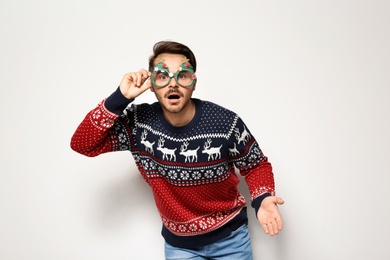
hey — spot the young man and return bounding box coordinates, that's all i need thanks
[71,41,284,259]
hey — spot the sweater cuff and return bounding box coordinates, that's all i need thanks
[104,87,134,115]
[251,193,272,218]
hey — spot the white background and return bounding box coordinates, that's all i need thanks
[1,0,389,259]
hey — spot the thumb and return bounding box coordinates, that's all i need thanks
[275,196,285,205]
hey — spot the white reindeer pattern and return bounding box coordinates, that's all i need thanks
[234,126,251,145]
[179,142,199,163]
[140,130,155,155]
[202,139,222,161]
[228,143,240,156]
[157,137,177,161]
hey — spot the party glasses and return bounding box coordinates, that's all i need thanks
[150,61,197,88]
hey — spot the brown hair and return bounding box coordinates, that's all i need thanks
[148,41,197,72]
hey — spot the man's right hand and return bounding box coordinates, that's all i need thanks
[119,69,152,100]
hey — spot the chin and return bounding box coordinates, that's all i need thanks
[161,97,191,114]
[166,105,184,114]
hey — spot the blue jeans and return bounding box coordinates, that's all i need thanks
[164,224,253,260]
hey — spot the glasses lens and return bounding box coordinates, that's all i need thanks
[177,71,195,87]
[153,71,170,87]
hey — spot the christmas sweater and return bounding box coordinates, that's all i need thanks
[71,88,275,248]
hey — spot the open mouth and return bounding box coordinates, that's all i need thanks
[167,93,181,100]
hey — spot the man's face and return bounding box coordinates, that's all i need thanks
[151,53,196,114]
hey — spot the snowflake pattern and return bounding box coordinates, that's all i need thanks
[180,171,190,180]
[90,106,117,130]
[204,170,214,179]
[101,118,114,128]
[118,133,127,143]
[162,207,244,236]
[251,186,275,201]
[168,170,177,179]
[92,110,101,119]
[192,171,201,180]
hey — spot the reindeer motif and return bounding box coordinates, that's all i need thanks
[179,141,199,163]
[157,137,177,161]
[228,143,240,156]
[202,139,223,160]
[234,126,251,145]
[140,130,155,155]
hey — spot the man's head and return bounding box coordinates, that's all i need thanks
[147,41,197,125]
[148,41,197,73]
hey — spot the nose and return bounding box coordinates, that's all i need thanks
[168,76,178,88]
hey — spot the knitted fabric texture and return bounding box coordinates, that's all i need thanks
[71,97,275,238]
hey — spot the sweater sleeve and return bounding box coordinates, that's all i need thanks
[70,87,134,157]
[229,117,275,215]
[243,157,274,217]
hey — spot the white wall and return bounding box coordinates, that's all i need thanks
[1,0,389,259]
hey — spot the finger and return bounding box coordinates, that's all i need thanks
[124,72,134,82]
[138,69,151,85]
[262,223,269,234]
[270,221,278,235]
[266,221,274,236]
[271,203,283,231]
[127,72,141,87]
[139,78,152,92]
[276,215,283,231]
[127,72,140,86]
[137,72,146,86]
[139,69,150,79]
[121,72,137,89]
[134,72,144,86]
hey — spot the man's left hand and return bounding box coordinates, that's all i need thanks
[257,196,284,236]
